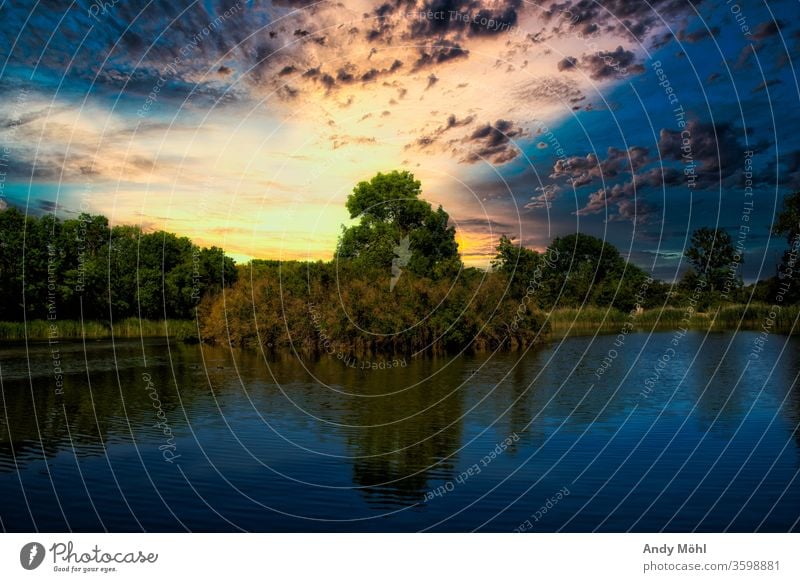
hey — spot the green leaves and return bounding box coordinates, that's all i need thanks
[683,227,739,295]
[337,170,461,278]
[0,208,237,321]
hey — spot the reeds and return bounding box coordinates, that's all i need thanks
[545,304,799,337]
[0,318,199,341]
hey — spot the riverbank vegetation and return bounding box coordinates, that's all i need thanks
[2,171,799,349]
[0,207,236,323]
[0,318,198,342]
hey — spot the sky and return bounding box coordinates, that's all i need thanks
[1,0,798,281]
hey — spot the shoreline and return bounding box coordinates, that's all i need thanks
[2,304,796,348]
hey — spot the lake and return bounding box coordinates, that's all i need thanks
[1,331,798,532]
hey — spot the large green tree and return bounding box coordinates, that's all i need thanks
[336,171,461,278]
[683,227,738,295]
[538,233,653,311]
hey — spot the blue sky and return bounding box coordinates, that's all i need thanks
[1,0,798,280]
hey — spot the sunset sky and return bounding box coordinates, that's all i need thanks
[1,0,798,280]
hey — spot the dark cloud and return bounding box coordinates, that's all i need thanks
[405,114,475,150]
[455,217,516,235]
[578,167,678,223]
[677,25,719,43]
[544,0,703,43]
[551,146,651,186]
[526,183,562,209]
[578,46,645,80]
[336,67,356,84]
[752,79,782,93]
[404,0,522,38]
[444,114,475,129]
[1,0,258,103]
[750,20,783,40]
[37,199,62,213]
[557,56,577,71]
[767,149,800,190]
[412,42,470,71]
[461,119,526,164]
[657,121,751,188]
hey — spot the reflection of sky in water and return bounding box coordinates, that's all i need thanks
[0,332,798,531]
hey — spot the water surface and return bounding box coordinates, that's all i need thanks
[1,331,798,531]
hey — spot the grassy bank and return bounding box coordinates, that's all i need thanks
[544,304,800,338]
[5,304,793,347]
[0,318,198,342]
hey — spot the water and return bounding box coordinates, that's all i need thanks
[0,331,798,532]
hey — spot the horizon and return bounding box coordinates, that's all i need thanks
[1,1,797,281]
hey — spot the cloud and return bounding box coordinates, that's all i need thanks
[768,149,800,190]
[577,46,645,80]
[752,79,782,93]
[750,20,783,40]
[657,120,751,188]
[557,56,577,71]
[460,119,526,164]
[526,183,562,209]
[405,113,476,151]
[411,42,470,71]
[577,167,679,223]
[37,199,62,213]
[677,25,719,43]
[1,0,750,267]
[551,146,651,186]
[544,0,705,43]
[404,0,522,38]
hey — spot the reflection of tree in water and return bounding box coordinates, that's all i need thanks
[342,357,465,507]
[0,341,201,469]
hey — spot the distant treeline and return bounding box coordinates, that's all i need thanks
[3,172,799,350]
[0,207,236,323]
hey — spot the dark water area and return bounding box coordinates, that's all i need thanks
[1,331,799,532]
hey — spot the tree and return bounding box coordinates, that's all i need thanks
[683,227,738,295]
[336,171,461,278]
[771,191,800,302]
[537,233,645,310]
[0,207,237,321]
[773,191,800,243]
[491,235,542,297]
[0,207,26,320]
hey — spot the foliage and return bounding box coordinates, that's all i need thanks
[336,171,461,278]
[773,190,800,243]
[0,207,236,322]
[537,233,661,312]
[683,227,739,296]
[199,260,545,352]
[770,191,800,303]
[0,318,198,341]
[7,176,800,353]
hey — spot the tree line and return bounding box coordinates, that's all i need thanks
[3,170,799,350]
[0,207,236,322]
